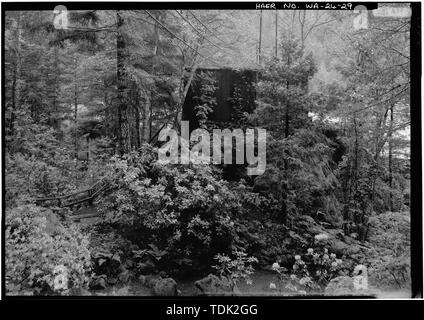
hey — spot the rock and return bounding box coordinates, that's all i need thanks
[43,211,61,235]
[90,276,107,290]
[139,274,162,288]
[296,215,325,235]
[233,284,242,295]
[347,244,362,255]
[118,269,130,283]
[129,244,140,252]
[194,274,232,295]
[113,287,130,296]
[124,259,134,269]
[107,277,118,285]
[328,239,349,255]
[327,229,345,240]
[324,276,377,297]
[158,271,168,278]
[69,287,92,296]
[324,276,354,296]
[153,278,178,296]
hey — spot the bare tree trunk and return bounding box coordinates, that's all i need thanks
[142,91,151,142]
[74,56,78,158]
[300,11,306,51]
[370,112,381,205]
[116,11,128,154]
[369,107,388,208]
[10,13,22,137]
[174,55,200,132]
[258,10,262,64]
[134,102,141,149]
[153,12,162,62]
[284,44,293,138]
[10,62,17,136]
[353,116,359,191]
[281,49,292,225]
[389,104,394,212]
[274,11,278,57]
[52,46,59,130]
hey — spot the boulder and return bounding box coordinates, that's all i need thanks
[324,276,354,296]
[118,269,131,283]
[153,278,178,296]
[324,276,378,297]
[194,274,232,295]
[90,275,107,290]
[107,277,118,285]
[327,239,349,255]
[43,211,62,235]
[138,274,162,289]
[69,287,92,296]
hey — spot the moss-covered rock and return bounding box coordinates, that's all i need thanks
[194,274,232,295]
[153,278,178,296]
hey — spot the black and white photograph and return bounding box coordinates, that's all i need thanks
[1,0,421,304]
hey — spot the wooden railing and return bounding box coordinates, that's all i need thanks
[35,178,108,210]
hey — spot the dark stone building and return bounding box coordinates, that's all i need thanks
[182,67,258,130]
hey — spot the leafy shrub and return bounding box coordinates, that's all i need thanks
[96,146,237,270]
[5,153,86,208]
[213,249,258,292]
[5,134,109,209]
[5,205,92,295]
[255,128,341,225]
[5,118,88,204]
[367,212,410,289]
[132,243,168,275]
[6,119,60,158]
[193,71,217,128]
[96,145,274,274]
[5,154,65,206]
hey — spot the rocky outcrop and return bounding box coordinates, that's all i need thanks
[90,275,108,290]
[138,274,178,296]
[324,276,354,296]
[153,278,178,296]
[138,274,162,288]
[118,269,130,283]
[324,275,378,297]
[194,274,232,295]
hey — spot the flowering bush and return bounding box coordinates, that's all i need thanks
[213,249,258,292]
[293,247,343,290]
[272,246,344,293]
[270,262,287,291]
[5,205,92,295]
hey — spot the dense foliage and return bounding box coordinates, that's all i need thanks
[5,205,92,295]
[4,7,411,296]
[96,145,276,274]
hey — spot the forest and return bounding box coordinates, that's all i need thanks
[4,6,412,297]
